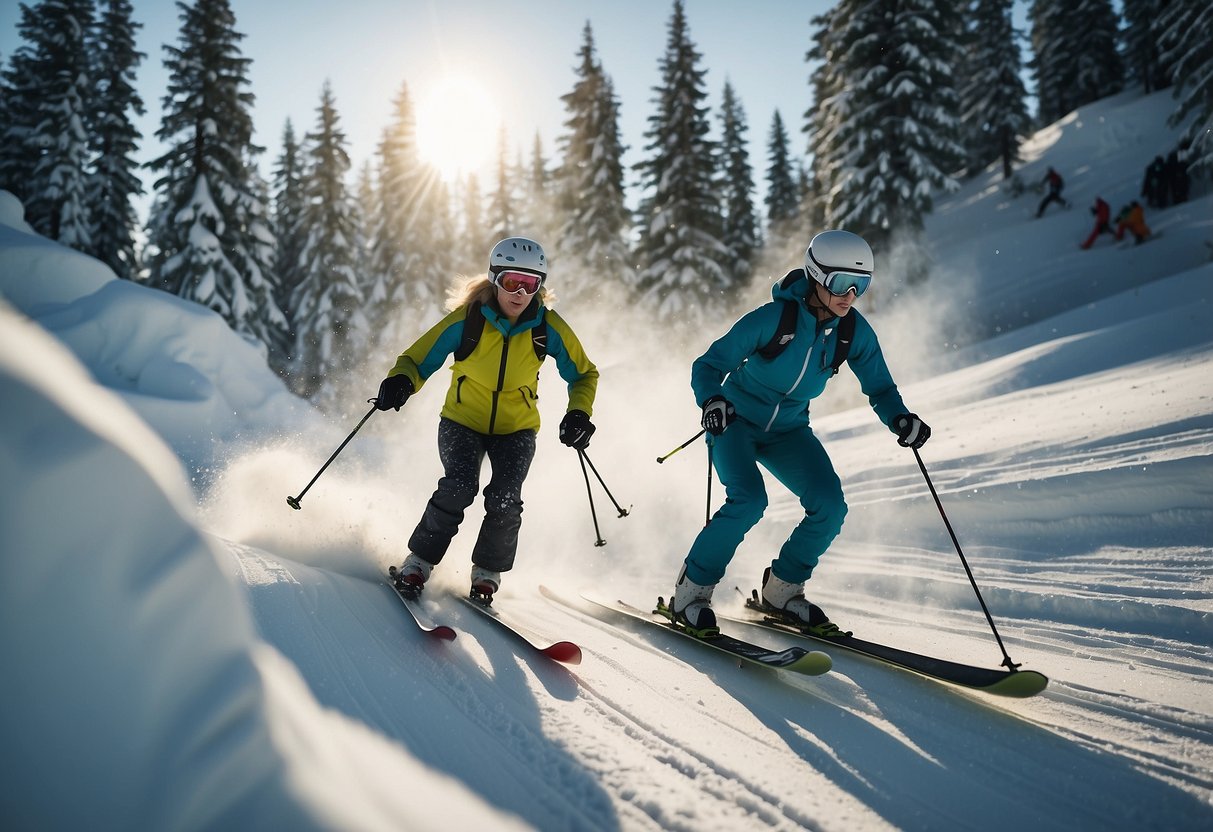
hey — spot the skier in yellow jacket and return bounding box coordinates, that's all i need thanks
[375,237,598,600]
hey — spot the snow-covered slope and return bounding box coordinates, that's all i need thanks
[1,89,1211,831]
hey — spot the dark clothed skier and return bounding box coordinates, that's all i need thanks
[374,237,599,600]
[1142,156,1168,209]
[1168,145,1191,205]
[1036,167,1068,217]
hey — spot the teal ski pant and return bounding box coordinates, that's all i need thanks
[683,419,847,587]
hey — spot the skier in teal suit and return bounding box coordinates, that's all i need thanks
[670,230,931,636]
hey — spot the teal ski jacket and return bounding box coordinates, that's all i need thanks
[690,272,908,434]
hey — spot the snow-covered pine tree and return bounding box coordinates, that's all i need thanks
[1123,0,1176,94]
[15,0,96,247]
[458,173,487,275]
[352,156,384,335]
[0,54,10,165]
[717,80,758,292]
[413,173,454,312]
[145,0,286,360]
[350,158,376,316]
[1160,1,1213,173]
[367,81,444,347]
[290,82,366,402]
[959,0,1030,179]
[517,133,558,248]
[764,109,799,235]
[1029,0,1123,125]
[634,0,729,327]
[802,5,841,236]
[485,125,515,244]
[815,0,964,250]
[86,0,145,279]
[0,8,44,204]
[555,22,633,301]
[269,118,306,373]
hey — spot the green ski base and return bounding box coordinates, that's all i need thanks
[582,595,832,677]
[733,592,1048,698]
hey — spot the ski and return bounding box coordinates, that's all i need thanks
[459,594,582,665]
[727,590,1048,698]
[575,592,831,677]
[386,567,456,641]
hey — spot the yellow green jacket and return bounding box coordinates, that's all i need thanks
[387,298,598,435]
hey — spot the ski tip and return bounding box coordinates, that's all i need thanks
[984,669,1049,698]
[432,625,457,641]
[794,650,833,676]
[542,641,583,665]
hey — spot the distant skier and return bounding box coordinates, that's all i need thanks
[1114,201,1152,245]
[374,237,599,601]
[668,229,930,637]
[1036,166,1069,217]
[1142,156,1168,209]
[1168,142,1191,205]
[1081,196,1115,250]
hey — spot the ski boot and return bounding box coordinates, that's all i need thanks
[759,567,851,638]
[469,566,500,606]
[662,568,719,638]
[390,553,433,598]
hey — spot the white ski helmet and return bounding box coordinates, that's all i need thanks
[488,237,547,285]
[804,230,874,297]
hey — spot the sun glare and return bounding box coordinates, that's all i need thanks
[415,75,499,183]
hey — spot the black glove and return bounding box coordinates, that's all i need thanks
[559,409,595,450]
[701,395,736,436]
[893,413,931,449]
[375,374,414,411]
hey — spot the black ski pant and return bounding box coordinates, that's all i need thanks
[408,417,536,573]
[1036,190,1065,217]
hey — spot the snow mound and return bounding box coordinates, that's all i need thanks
[0,191,114,310]
[0,188,34,234]
[0,191,314,471]
[0,303,526,832]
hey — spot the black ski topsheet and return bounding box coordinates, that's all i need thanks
[731,595,1047,698]
[575,592,831,676]
[459,595,582,665]
[386,570,456,641]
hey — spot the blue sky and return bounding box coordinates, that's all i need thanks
[2,0,840,211]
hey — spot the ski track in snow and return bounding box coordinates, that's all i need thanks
[220,538,1213,831]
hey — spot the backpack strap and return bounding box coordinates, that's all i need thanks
[756,268,807,360]
[829,309,856,375]
[453,300,548,362]
[756,300,799,360]
[453,301,486,361]
[531,317,548,361]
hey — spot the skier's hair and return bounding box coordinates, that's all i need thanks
[445,274,554,312]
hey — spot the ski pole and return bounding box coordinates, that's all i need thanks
[286,402,377,510]
[657,429,705,463]
[579,450,630,518]
[912,447,1020,671]
[577,449,607,547]
[705,440,714,526]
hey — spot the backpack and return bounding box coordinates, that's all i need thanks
[755,268,855,376]
[453,300,548,362]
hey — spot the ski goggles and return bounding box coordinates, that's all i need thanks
[820,269,871,298]
[494,269,544,295]
[808,256,871,298]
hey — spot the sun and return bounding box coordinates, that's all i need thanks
[415,75,499,183]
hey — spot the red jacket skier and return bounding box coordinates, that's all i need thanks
[1080,197,1113,250]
